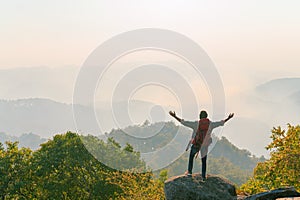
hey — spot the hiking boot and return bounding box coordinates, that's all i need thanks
[184,171,192,177]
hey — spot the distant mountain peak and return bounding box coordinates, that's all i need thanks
[256,77,300,101]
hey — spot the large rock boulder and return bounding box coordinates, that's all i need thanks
[244,187,300,200]
[164,174,236,200]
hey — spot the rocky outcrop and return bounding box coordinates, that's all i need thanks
[243,187,300,200]
[164,174,300,200]
[164,174,236,200]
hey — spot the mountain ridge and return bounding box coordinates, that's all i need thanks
[256,77,300,101]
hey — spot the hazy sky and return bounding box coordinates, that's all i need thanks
[1,0,300,109]
[1,0,300,99]
[1,1,300,73]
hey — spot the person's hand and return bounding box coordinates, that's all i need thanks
[224,113,234,122]
[169,111,176,117]
[228,113,234,119]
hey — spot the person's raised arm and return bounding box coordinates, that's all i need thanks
[210,113,234,129]
[169,111,183,123]
[224,113,234,123]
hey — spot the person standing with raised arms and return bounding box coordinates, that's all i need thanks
[169,110,234,180]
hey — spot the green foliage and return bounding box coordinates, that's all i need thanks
[158,169,168,184]
[0,141,33,199]
[32,132,120,199]
[241,124,300,194]
[0,132,165,199]
[81,135,146,172]
[108,171,165,200]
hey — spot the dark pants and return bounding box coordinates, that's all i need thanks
[188,145,208,178]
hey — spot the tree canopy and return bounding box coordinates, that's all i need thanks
[0,132,164,199]
[241,124,300,194]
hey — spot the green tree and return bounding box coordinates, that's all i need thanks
[241,124,300,194]
[0,141,34,199]
[158,169,168,184]
[81,136,146,172]
[32,132,120,199]
[108,171,165,200]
